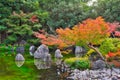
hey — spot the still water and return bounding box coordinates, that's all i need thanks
[0,52,58,80]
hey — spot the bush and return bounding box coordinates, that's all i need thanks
[99,38,120,55]
[65,57,90,70]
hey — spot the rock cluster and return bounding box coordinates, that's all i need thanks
[67,68,120,80]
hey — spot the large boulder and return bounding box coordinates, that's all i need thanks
[34,44,52,69]
[34,44,49,59]
[34,51,42,59]
[37,44,49,54]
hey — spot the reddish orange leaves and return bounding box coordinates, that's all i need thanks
[34,17,110,48]
[30,15,39,23]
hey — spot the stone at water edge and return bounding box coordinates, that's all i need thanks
[34,59,45,69]
[29,45,35,56]
[44,53,52,68]
[15,53,25,67]
[15,53,25,61]
[34,44,52,69]
[34,51,42,59]
[34,44,50,59]
[15,61,25,67]
[16,46,25,54]
[37,44,49,54]
[55,49,63,59]
[34,53,52,69]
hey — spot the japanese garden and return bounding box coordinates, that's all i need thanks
[0,0,120,80]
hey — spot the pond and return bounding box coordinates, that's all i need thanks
[0,52,59,80]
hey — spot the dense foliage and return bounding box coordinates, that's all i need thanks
[99,38,120,55]
[92,0,120,22]
[0,0,120,45]
[65,57,90,70]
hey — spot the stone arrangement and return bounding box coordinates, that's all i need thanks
[67,68,120,80]
[14,44,120,80]
[55,59,120,80]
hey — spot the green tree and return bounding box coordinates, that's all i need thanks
[0,0,22,43]
[39,0,90,32]
[92,0,120,22]
[0,0,49,44]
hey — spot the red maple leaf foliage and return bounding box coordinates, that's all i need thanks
[108,22,120,37]
[30,15,39,23]
[107,52,115,57]
[34,32,46,40]
[108,22,119,33]
[115,31,120,37]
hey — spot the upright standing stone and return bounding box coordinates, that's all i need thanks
[75,46,86,57]
[55,49,63,59]
[55,49,63,65]
[15,53,25,61]
[29,45,35,56]
[15,53,25,67]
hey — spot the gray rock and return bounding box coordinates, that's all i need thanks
[34,51,42,59]
[75,46,86,57]
[16,46,24,54]
[55,49,63,59]
[112,76,118,80]
[37,44,49,54]
[15,53,25,61]
[34,44,52,69]
[34,44,49,59]
[29,45,35,56]
[19,40,26,45]
[92,60,106,69]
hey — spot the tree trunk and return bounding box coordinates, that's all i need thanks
[87,43,105,61]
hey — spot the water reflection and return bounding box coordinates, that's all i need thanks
[15,60,25,67]
[15,53,25,67]
[34,58,51,69]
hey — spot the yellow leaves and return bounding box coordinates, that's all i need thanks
[65,57,89,63]
[61,50,72,54]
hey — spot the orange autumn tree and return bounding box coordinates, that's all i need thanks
[56,16,110,46]
[34,17,110,48]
